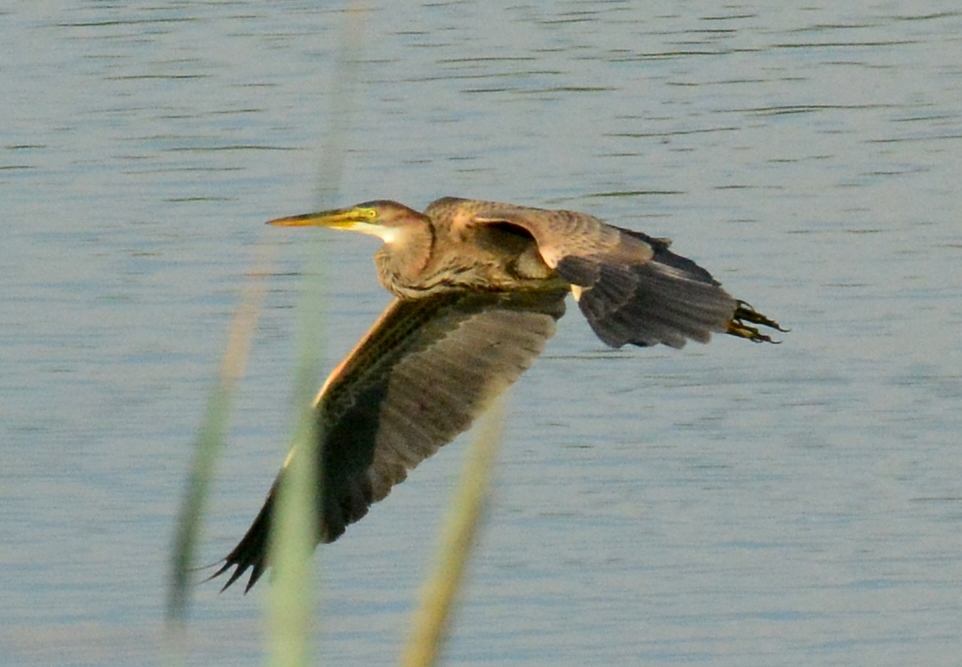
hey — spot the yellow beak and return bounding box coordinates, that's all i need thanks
[267,206,400,243]
[267,206,377,229]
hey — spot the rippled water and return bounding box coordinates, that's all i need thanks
[3,3,961,666]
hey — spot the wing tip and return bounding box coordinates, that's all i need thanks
[206,546,267,593]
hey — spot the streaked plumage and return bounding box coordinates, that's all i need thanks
[214,197,784,591]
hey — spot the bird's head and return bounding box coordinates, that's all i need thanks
[268,200,428,245]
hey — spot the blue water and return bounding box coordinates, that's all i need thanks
[3,3,961,666]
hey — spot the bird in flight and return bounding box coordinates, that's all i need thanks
[214,197,784,591]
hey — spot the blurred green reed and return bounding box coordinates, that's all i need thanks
[164,242,274,655]
[401,400,505,667]
[166,4,503,665]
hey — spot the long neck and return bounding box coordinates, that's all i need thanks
[373,219,435,297]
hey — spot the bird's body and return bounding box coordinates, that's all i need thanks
[214,197,784,591]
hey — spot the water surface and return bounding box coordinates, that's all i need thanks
[2,3,961,666]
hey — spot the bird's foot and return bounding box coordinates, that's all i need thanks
[726,301,788,343]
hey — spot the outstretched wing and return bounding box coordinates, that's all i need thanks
[433,197,740,349]
[216,288,567,591]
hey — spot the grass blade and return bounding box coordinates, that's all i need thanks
[266,404,320,667]
[165,242,274,638]
[400,398,506,667]
[263,5,370,666]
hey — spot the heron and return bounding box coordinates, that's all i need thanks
[214,196,784,591]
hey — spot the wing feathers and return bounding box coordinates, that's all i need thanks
[560,254,736,348]
[441,198,738,349]
[216,289,566,590]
